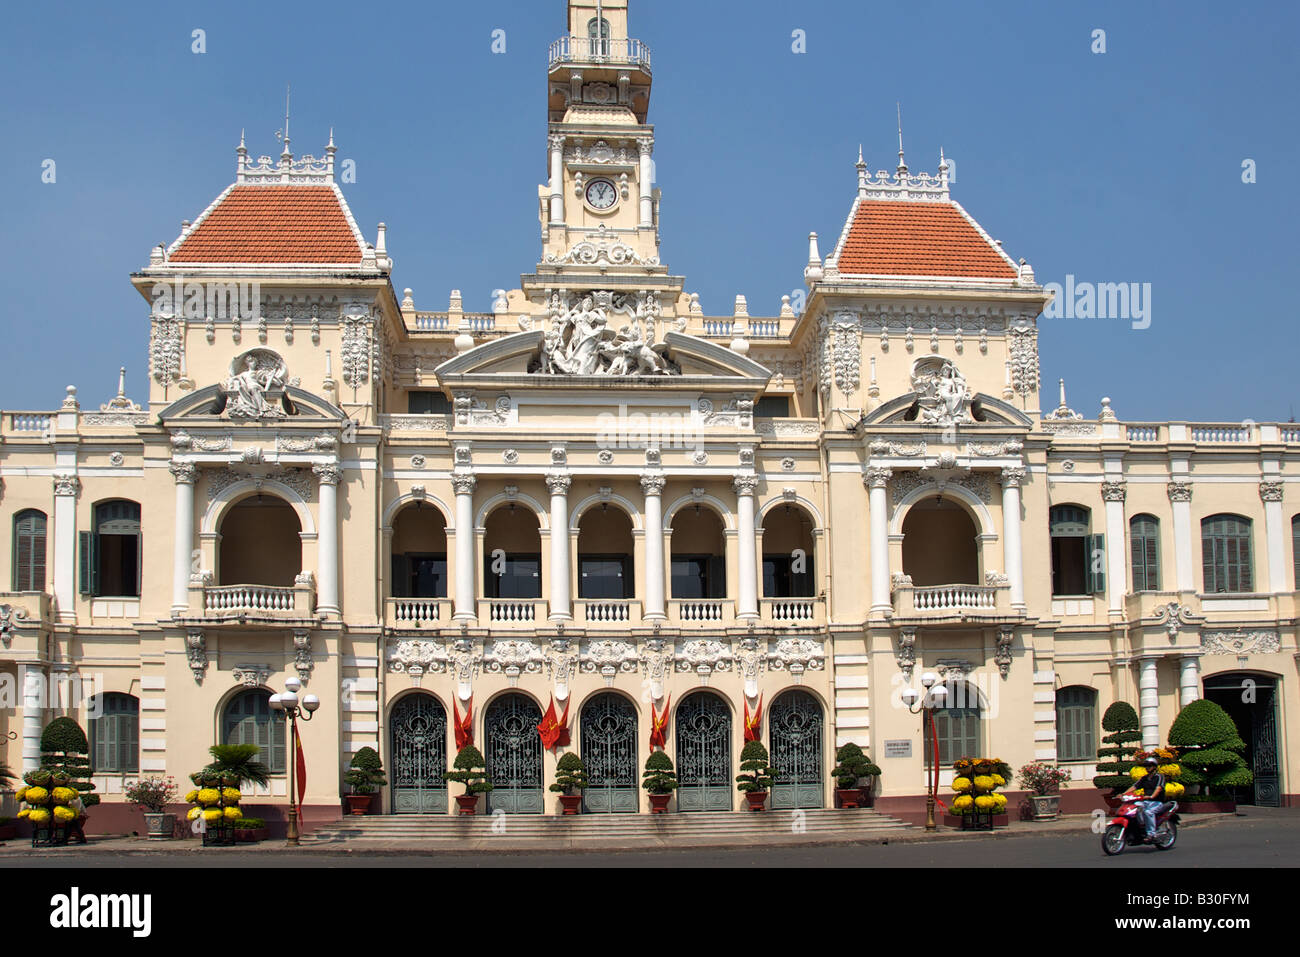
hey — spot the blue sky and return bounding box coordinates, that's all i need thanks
[1,0,1296,421]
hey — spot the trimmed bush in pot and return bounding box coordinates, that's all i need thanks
[735,740,775,811]
[344,746,388,815]
[832,743,881,808]
[549,752,589,814]
[641,751,678,813]
[446,745,493,815]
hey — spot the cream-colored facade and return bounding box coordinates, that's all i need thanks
[1,0,1296,826]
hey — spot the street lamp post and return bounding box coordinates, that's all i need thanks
[269,676,320,847]
[901,672,948,831]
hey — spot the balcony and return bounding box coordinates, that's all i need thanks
[669,599,735,625]
[478,598,549,626]
[190,580,316,623]
[761,597,825,625]
[548,35,652,74]
[575,599,642,626]
[386,597,452,629]
[892,582,1017,623]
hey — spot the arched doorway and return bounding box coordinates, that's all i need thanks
[390,693,448,814]
[761,503,815,597]
[675,692,732,811]
[577,505,634,601]
[391,503,448,598]
[670,504,726,598]
[1203,673,1280,807]
[483,506,542,600]
[218,495,302,585]
[484,694,543,814]
[901,498,978,586]
[580,693,638,812]
[769,690,824,809]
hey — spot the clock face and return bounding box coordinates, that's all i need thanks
[585,179,618,210]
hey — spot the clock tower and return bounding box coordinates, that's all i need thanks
[536,0,665,280]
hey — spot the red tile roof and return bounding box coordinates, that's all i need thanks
[838,200,1017,278]
[170,185,363,264]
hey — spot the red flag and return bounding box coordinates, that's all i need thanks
[555,695,571,748]
[649,694,671,750]
[537,696,562,751]
[744,694,763,742]
[293,715,307,824]
[453,696,473,749]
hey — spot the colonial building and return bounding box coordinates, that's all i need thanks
[1,0,1295,829]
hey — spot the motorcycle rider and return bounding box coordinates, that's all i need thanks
[1126,756,1166,842]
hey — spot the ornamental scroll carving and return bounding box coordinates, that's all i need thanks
[387,638,449,680]
[640,638,673,701]
[150,316,184,389]
[768,638,824,677]
[545,638,580,700]
[340,306,373,387]
[1008,322,1040,397]
[483,640,545,684]
[1200,630,1280,656]
[676,639,733,676]
[581,639,639,677]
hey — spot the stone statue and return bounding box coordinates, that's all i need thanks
[530,291,678,377]
[223,351,288,419]
[911,357,973,426]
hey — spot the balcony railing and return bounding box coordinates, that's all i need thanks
[549,35,652,72]
[892,582,1014,620]
[576,599,641,624]
[761,597,823,623]
[200,582,315,620]
[479,599,548,624]
[386,597,451,628]
[669,599,734,624]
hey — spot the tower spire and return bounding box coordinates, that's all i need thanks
[896,102,907,177]
[279,84,292,160]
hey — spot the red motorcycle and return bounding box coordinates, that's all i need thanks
[1101,791,1180,855]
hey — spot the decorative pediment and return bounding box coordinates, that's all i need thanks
[862,390,1033,428]
[158,383,348,422]
[435,330,771,388]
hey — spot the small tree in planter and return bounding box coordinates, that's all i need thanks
[205,744,271,789]
[641,751,678,813]
[549,752,589,814]
[1016,763,1070,820]
[832,743,882,808]
[446,745,493,815]
[30,717,98,845]
[1093,702,1142,804]
[124,776,179,839]
[1168,699,1252,804]
[232,816,269,843]
[344,747,388,815]
[735,740,776,811]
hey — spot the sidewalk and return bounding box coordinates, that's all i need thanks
[0,810,1240,858]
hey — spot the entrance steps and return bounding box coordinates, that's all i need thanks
[306,807,912,849]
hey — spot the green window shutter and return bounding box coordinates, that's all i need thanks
[79,531,94,596]
[1088,533,1105,594]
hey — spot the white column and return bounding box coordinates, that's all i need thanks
[547,473,572,620]
[20,663,45,772]
[1179,654,1201,708]
[1261,482,1286,593]
[51,474,80,622]
[313,463,342,616]
[453,474,477,620]
[1102,479,1127,615]
[549,134,565,224]
[866,468,892,615]
[641,475,666,619]
[734,475,759,618]
[638,138,654,228]
[1001,467,1026,608]
[1138,656,1160,749]
[1168,482,1195,591]
[170,462,198,616]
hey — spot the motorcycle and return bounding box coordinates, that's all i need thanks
[1101,791,1180,855]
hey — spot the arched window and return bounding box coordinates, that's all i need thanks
[1129,514,1161,592]
[923,682,981,765]
[1050,505,1102,596]
[587,16,611,56]
[90,693,139,773]
[80,500,141,598]
[12,509,47,592]
[1055,687,1097,762]
[221,689,286,774]
[1201,514,1253,593]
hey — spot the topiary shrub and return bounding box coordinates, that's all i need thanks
[40,717,98,808]
[204,744,270,788]
[735,740,775,793]
[1168,699,1253,798]
[549,752,589,794]
[345,746,388,794]
[446,745,493,794]
[641,751,678,794]
[1093,701,1142,793]
[832,743,881,789]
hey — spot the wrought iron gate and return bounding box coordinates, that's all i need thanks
[1252,682,1280,806]
[581,693,638,812]
[769,690,824,809]
[390,694,448,814]
[676,693,732,811]
[485,694,544,814]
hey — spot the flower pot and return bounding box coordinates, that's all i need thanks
[744,791,768,812]
[235,827,268,843]
[835,788,861,809]
[859,781,876,808]
[142,812,176,840]
[648,793,672,814]
[346,794,373,816]
[456,794,480,816]
[1028,794,1060,821]
[559,794,582,815]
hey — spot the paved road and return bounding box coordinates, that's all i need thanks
[7,808,1295,868]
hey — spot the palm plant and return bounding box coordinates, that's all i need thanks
[204,744,271,788]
